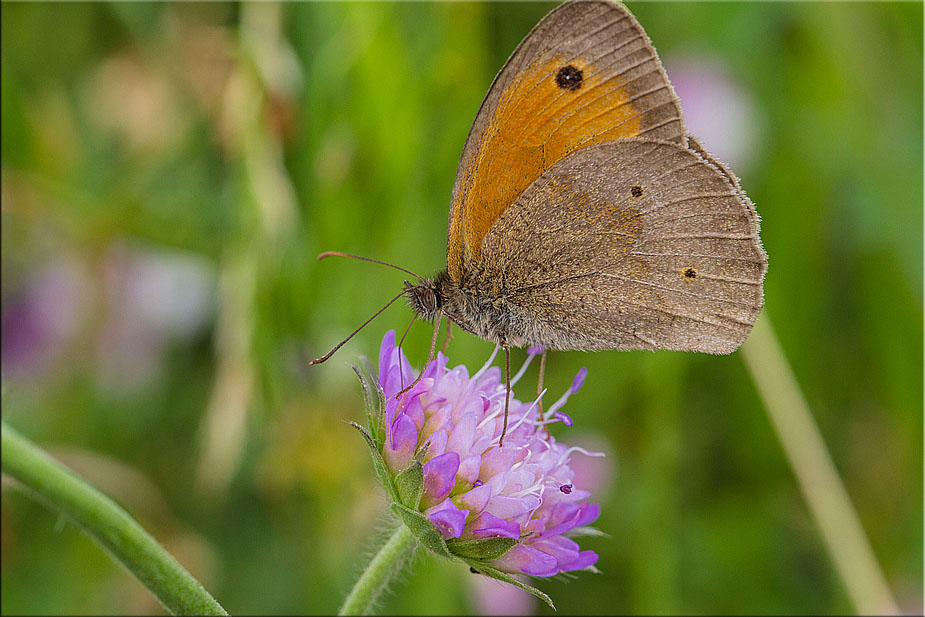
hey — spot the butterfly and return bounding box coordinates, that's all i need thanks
[315,0,767,441]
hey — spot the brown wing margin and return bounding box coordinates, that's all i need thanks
[446,0,686,280]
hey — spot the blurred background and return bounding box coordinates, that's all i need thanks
[1,2,921,615]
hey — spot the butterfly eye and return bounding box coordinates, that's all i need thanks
[555,65,583,91]
[422,288,438,312]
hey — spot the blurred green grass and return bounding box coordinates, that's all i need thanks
[1,2,921,615]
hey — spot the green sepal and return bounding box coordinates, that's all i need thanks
[351,364,385,450]
[467,564,555,610]
[413,439,431,463]
[565,525,608,539]
[349,421,399,504]
[394,461,424,510]
[390,502,453,559]
[446,536,518,561]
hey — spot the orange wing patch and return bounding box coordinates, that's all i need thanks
[450,56,646,276]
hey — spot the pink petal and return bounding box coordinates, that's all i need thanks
[522,511,549,536]
[468,511,520,539]
[422,428,448,459]
[457,454,481,484]
[532,535,599,572]
[423,452,460,501]
[574,502,601,528]
[425,499,469,539]
[384,413,417,472]
[492,544,558,577]
[455,482,492,515]
[564,550,598,572]
[479,447,518,481]
[447,412,477,455]
[378,330,396,392]
[405,395,426,431]
[485,495,532,520]
[422,407,451,439]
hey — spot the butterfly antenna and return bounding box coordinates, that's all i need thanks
[317,251,423,282]
[536,349,547,416]
[396,314,418,390]
[394,311,442,398]
[309,290,405,366]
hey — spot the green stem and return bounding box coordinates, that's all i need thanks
[0,421,228,616]
[742,318,899,615]
[339,524,417,616]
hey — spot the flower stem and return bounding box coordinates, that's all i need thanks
[0,420,228,616]
[742,318,898,615]
[339,524,418,616]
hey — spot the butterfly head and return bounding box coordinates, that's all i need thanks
[404,272,511,347]
[404,273,447,321]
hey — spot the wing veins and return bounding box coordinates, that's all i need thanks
[615,296,751,332]
[655,232,756,240]
[596,273,757,306]
[637,192,740,216]
[632,251,760,262]
[556,82,674,140]
[509,270,755,308]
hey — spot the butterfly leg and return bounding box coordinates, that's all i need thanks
[396,314,418,391]
[395,311,442,398]
[499,345,511,447]
[440,319,453,354]
[536,349,547,416]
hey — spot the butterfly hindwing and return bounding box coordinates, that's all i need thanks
[476,138,767,353]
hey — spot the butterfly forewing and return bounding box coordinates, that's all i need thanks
[447,0,685,280]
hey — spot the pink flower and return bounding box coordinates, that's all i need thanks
[664,55,760,174]
[372,331,602,579]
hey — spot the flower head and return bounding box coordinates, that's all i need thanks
[370,331,602,580]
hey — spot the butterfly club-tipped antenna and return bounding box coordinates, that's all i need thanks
[308,251,423,366]
[316,251,424,282]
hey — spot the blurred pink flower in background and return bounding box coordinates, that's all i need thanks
[470,573,536,616]
[2,258,89,379]
[666,54,762,175]
[2,243,216,391]
[96,243,216,391]
[564,432,616,504]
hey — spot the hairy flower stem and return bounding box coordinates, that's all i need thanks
[0,421,227,616]
[339,524,418,616]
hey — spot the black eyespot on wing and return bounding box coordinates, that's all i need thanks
[683,267,697,279]
[555,65,583,91]
[631,185,644,198]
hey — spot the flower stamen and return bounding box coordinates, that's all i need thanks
[510,347,542,386]
[471,344,501,382]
